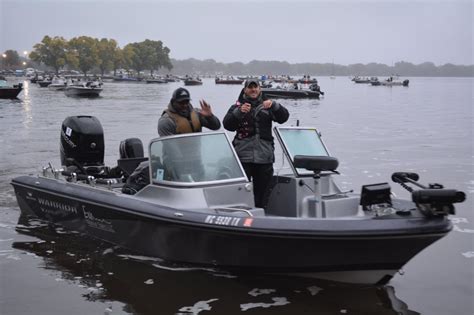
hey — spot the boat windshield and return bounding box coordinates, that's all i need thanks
[149,132,247,186]
[274,127,330,176]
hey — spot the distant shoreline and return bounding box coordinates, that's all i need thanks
[166,59,473,77]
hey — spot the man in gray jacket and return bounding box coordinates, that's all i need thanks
[223,80,289,208]
[158,87,220,136]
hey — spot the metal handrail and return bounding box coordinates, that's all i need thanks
[214,207,254,217]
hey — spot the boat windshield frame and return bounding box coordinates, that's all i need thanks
[274,126,331,177]
[148,131,249,187]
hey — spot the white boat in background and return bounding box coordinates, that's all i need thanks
[65,81,103,97]
[371,76,409,87]
[48,77,67,91]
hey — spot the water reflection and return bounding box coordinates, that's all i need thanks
[13,215,419,315]
[21,80,33,127]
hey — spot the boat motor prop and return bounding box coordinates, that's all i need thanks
[392,172,466,217]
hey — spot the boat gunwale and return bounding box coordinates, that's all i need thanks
[11,175,453,238]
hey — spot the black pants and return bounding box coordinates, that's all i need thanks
[242,163,273,208]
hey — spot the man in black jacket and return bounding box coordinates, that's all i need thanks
[223,79,289,208]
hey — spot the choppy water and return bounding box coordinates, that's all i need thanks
[0,77,472,315]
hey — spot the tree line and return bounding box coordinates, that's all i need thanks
[1,35,472,77]
[168,59,473,77]
[3,36,173,76]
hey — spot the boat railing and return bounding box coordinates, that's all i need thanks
[214,207,256,217]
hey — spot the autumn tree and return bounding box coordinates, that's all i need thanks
[29,36,70,74]
[146,40,173,75]
[1,50,21,69]
[97,38,120,76]
[68,36,100,76]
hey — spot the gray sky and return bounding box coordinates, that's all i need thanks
[1,0,472,65]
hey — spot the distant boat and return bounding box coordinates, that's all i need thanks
[146,78,167,84]
[0,76,23,99]
[48,77,67,91]
[37,80,52,88]
[113,75,141,82]
[353,76,378,84]
[215,77,244,85]
[184,78,203,86]
[65,81,103,97]
[371,77,409,87]
[261,87,321,99]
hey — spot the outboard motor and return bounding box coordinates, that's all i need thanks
[60,116,105,173]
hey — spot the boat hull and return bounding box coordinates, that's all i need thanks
[184,80,203,86]
[12,175,451,284]
[38,81,52,87]
[146,79,167,84]
[0,87,23,98]
[65,87,102,97]
[48,85,67,91]
[261,88,320,99]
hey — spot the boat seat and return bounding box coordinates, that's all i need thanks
[119,138,144,159]
[117,157,149,176]
[293,155,339,173]
[117,138,147,176]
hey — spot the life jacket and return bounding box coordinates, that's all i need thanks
[163,109,201,134]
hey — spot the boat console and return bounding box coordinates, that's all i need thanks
[268,126,465,218]
[266,127,359,217]
[135,132,259,215]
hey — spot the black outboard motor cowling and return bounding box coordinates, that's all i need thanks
[60,116,104,168]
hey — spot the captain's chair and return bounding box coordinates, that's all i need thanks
[117,138,148,176]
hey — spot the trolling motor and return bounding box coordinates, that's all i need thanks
[391,172,465,217]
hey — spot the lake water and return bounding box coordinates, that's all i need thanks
[0,77,472,315]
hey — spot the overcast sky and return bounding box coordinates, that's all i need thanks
[1,0,472,65]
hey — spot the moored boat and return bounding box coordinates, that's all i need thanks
[261,81,323,99]
[10,116,465,284]
[184,78,203,86]
[0,76,23,99]
[37,80,52,87]
[261,88,321,99]
[215,77,244,85]
[371,77,409,87]
[353,76,378,84]
[146,78,167,84]
[48,77,67,91]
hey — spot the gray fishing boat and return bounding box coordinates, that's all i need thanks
[11,116,465,284]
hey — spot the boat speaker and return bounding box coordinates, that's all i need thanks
[360,183,392,210]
